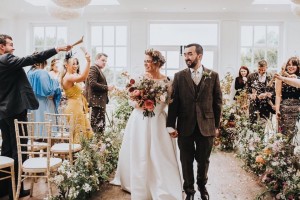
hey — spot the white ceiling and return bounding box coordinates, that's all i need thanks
[0,0,294,18]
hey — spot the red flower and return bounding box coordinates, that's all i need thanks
[143,100,154,111]
[130,79,135,84]
[128,87,135,93]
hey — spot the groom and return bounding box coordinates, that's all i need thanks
[167,43,222,200]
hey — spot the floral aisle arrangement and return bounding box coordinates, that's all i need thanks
[218,72,239,151]
[48,130,122,200]
[126,76,170,117]
[48,138,102,200]
[237,120,300,199]
[97,128,123,182]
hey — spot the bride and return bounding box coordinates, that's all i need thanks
[111,49,183,200]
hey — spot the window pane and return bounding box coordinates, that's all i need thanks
[116,26,127,46]
[267,26,279,46]
[241,48,252,68]
[57,27,67,45]
[91,26,102,46]
[253,48,266,65]
[34,46,44,52]
[166,51,180,69]
[103,26,114,45]
[267,48,278,68]
[45,27,56,46]
[103,67,114,84]
[202,51,214,69]
[103,47,115,66]
[150,24,218,46]
[241,26,253,46]
[115,68,127,87]
[116,47,127,67]
[254,26,266,46]
[33,27,44,46]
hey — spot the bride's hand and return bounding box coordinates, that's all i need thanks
[169,131,178,138]
[85,52,91,63]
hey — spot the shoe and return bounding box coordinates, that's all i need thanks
[198,186,209,200]
[19,189,30,198]
[185,193,194,200]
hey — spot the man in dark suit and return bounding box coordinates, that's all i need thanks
[167,43,222,200]
[0,34,71,199]
[85,53,114,134]
[246,60,275,124]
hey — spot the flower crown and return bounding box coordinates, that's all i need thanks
[65,51,73,60]
[145,48,166,65]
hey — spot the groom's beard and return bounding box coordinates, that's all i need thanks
[185,58,198,69]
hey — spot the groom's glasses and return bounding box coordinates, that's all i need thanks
[144,60,153,64]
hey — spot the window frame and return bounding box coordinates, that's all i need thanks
[88,21,130,86]
[239,22,283,71]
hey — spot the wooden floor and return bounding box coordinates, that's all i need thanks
[0,151,272,200]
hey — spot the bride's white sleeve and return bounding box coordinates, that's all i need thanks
[128,99,137,108]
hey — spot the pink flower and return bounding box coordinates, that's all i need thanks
[143,100,154,111]
[132,90,141,96]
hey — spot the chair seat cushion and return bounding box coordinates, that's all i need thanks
[27,141,48,151]
[51,143,81,153]
[0,156,14,168]
[23,157,62,173]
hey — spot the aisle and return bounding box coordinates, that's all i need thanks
[92,151,271,200]
[0,151,271,200]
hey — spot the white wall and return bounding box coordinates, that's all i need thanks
[1,12,300,78]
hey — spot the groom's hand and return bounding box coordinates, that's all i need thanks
[169,131,178,138]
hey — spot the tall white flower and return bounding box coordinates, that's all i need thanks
[83,183,92,192]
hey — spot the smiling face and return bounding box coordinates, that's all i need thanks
[0,38,15,54]
[184,46,202,69]
[240,69,248,77]
[144,55,158,74]
[286,60,298,74]
[65,58,78,74]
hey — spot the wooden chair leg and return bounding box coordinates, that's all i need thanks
[10,165,16,200]
[30,173,34,197]
[16,168,22,200]
[47,172,52,196]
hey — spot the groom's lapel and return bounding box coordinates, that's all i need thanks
[183,68,195,96]
[197,66,209,99]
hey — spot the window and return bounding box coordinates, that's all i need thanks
[32,25,68,60]
[149,23,219,76]
[240,24,280,70]
[90,24,128,87]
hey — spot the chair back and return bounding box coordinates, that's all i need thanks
[44,113,74,143]
[14,120,51,169]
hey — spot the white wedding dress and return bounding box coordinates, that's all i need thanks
[111,80,183,200]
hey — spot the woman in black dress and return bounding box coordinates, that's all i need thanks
[234,66,249,100]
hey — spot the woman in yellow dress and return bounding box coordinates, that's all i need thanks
[61,51,93,143]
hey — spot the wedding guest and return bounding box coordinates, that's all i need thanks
[85,53,114,134]
[111,49,182,200]
[275,57,300,137]
[246,60,275,123]
[0,34,71,200]
[27,58,62,132]
[167,43,222,200]
[61,52,93,143]
[234,66,249,100]
[49,58,60,80]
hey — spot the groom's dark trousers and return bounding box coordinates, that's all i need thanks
[178,123,214,194]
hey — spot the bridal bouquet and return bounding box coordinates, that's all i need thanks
[126,76,170,117]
